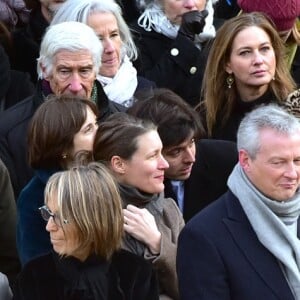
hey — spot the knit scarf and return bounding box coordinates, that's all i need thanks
[119,183,164,256]
[97,55,137,107]
[137,2,215,48]
[227,164,300,298]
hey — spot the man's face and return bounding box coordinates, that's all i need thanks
[163,134,196,181]
[240,128,300,202]
[43,49,96,98]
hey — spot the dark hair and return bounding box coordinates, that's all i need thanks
[128,88,204,147]
[28,95,98,169]
[93,112,156,163]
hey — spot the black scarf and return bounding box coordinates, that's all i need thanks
[53,252,123,300]
[119,184,164,256]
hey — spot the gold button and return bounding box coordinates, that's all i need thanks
[190,66,197,74]
[170,48,179,56]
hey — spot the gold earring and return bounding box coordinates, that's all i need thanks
[226,75,234,89]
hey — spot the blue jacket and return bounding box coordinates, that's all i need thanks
[177,190,295,300]
[17,169,58,266]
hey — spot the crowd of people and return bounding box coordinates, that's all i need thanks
[1,0,300,299]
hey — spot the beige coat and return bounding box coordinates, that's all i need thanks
[122,192,185,300]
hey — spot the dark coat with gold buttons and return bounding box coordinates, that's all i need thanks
[131,23,210,107]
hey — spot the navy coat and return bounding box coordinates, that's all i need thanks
[177,190,295,300]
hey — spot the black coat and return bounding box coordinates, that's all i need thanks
[116,0,140,24]
[209,90,277,142]
[11,7,48,84]
[0,45,35,111]
[12,250,159,300]
[0,80,125,199]
[164,139,238,222]
[131,23,210,106]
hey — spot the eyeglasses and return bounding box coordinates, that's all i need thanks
[39,205,69,227]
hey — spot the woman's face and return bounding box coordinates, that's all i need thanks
[46,194,84,259]
[226,26,276,98]
[87,12,122,78]
[119,130,169,194]
[72,106,98,156]
[163,0,206,25]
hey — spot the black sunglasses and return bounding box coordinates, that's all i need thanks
[39,205,69,227]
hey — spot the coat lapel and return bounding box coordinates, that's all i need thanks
[223,193,294,300]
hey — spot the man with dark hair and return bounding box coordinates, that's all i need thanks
[128,88,238,221]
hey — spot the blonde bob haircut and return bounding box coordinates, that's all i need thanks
[201,12,296,136]
[44,162,123,260]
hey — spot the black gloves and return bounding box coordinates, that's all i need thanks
[178,10,208,41]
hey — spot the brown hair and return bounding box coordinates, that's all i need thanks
[28,95,98,169]
[45,162,123,260]
[128,88,204,147]
[93,112,156,164]
[200,12,296,136]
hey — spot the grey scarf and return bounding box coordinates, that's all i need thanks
[228,164,300,299]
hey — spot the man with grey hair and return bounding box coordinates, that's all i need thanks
[0,21,123,199]
[177,104,300,300]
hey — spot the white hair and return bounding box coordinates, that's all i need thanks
[51,0,137,61]
[37,21,103,79]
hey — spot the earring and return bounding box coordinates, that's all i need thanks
[62,154,67,159]
[226,75,234,89]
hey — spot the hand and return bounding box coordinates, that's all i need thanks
[178,10,208,40]
[123,204,162,254]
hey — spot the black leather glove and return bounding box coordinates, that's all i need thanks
[178,10,208,41]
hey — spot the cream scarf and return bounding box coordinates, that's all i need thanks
[97,55,138,107]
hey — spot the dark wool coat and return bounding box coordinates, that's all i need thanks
[177,190,296,300]
[131,23,210,107]
[164,139,238,222]
[11,7,48,84]
[16,169,57,266]
[209,90,277,142]
[0,159,20,283]
[13,250,159,300]
[0,45,34,111]
[0,80,125,199]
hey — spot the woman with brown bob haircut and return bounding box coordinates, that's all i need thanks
[199,12,297,141]
[17,95,99,266]
[93,112,185,300]
[13,162,159,300]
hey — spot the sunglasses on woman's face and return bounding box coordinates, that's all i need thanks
[39,205,69,227]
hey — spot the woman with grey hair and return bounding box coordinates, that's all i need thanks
[52,0,154,107]
[131,0,217,106]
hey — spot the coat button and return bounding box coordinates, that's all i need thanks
[190,66,197,74]
[170,48,179,56]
